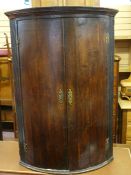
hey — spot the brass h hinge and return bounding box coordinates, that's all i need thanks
[24,143,28,152]
[105,33,109,44]
[16,38,20,45]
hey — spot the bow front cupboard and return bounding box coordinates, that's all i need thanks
[5,7,117,174]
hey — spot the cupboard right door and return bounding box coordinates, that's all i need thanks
[64,16,113,171]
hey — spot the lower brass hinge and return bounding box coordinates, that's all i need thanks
[24,143,28,152]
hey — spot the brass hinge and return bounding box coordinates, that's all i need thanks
[24,143,28,152]
[105,138,109,150]
[16,38,20,45]
[105,33,109,44]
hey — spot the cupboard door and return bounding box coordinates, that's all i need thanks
[17,18,68,170]
[64,17,112,170]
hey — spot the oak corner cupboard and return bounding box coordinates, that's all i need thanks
[5,7,118,174]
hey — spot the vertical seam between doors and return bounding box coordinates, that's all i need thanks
[62,17,69,170]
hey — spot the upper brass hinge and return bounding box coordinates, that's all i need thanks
[105,33,110,44]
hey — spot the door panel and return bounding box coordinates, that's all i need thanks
[65,17,110,170]
[65,18,90,170]
[17,18,68,169]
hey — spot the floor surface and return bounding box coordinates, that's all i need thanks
[2,131,15,141]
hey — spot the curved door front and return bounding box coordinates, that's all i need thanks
[16,18,68,170]
[12,13,114,174]
[64,16,113,171]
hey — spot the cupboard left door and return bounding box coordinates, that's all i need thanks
[14,18,68,170]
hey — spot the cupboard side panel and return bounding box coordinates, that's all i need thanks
[10,19,26,161]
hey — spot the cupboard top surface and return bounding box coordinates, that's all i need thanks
[5,6,118,19]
